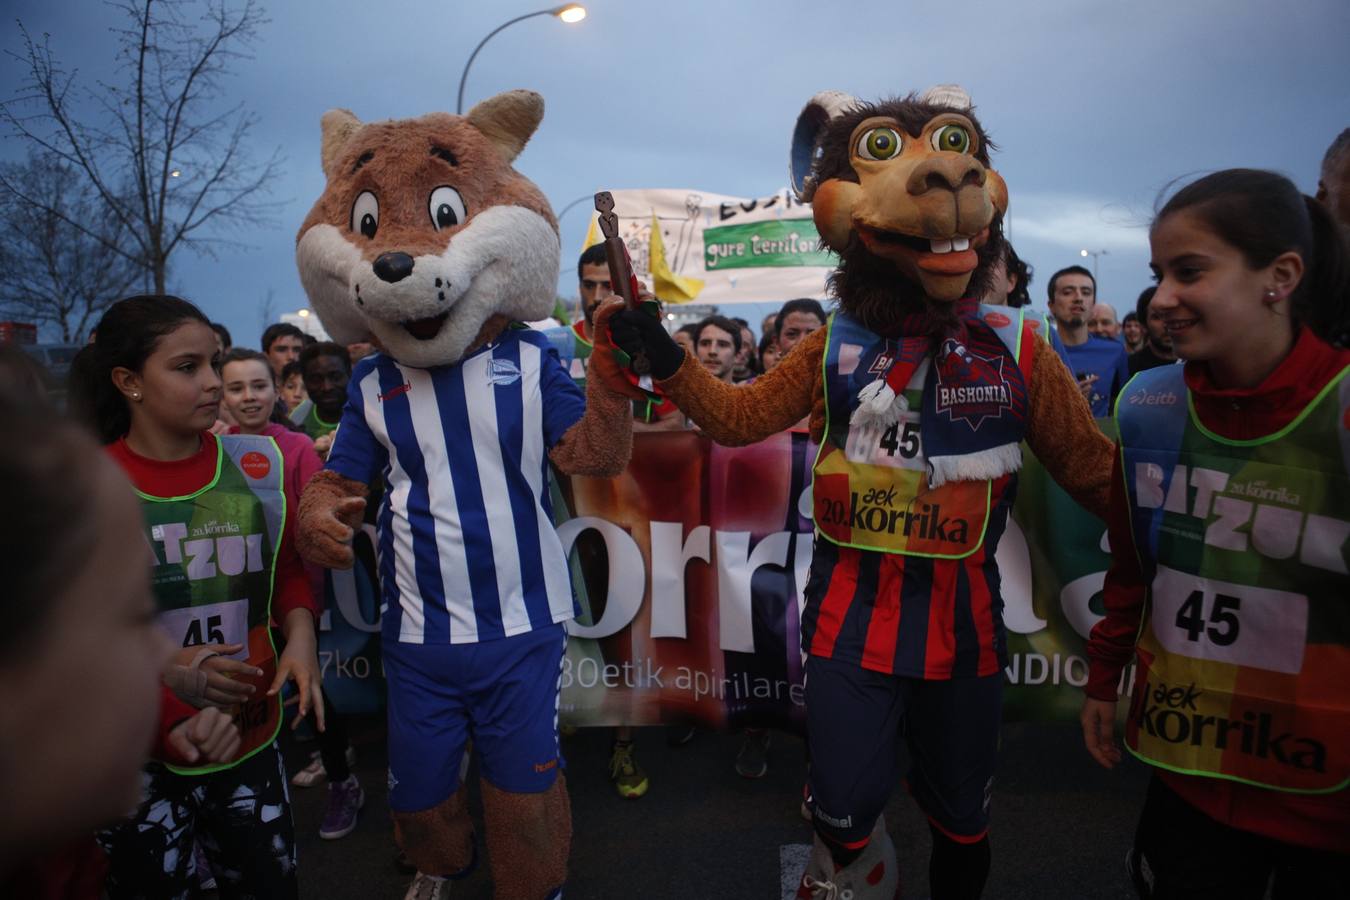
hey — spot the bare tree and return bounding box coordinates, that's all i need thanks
[0,152,144,341]
[0,0,283,296]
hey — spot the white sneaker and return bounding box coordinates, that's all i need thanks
[796,817,898,900]
[404,872,451,900]
[290,746,358,787]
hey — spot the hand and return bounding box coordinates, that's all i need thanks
[313,432,335,460]
[167,706,241,765]
[269,609,326,732]
[169,643,262,707]
[607,306,686,380]
[298,486,366,570]
[1076,374,1100,403]
[209,419,231,436]
[1081,697,1123,769]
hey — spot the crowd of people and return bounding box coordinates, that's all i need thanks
[1,120,1348,900]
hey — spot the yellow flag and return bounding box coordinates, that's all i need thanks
[649,213,704,303]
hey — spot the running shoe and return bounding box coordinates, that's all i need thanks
[319,774,365,839]
[403,872,451,900]
[735,728,771,779]
[291,746,358,787]
[608,741,649,799]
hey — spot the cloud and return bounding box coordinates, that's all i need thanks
[1007,193,1151,253]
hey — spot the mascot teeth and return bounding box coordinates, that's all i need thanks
[952,237,970,251]
[930,238,953,254]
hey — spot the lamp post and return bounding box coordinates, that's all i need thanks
[1079,248,1108,281]
[457,5,587,114]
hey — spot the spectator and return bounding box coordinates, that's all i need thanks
[261,322,305,377]
[1120,312,1145,354]
[776,298,827,358]
[1047,265,1129,417]
[1087,303,1121,340]
[761,312,778,340]
[279,360,308,412]
[731,317,757,382]
[981,240,1034,308]
[346,341,376,363]
[1316,127,1350,228]
[1127,287,1177,376]
[673,323,699,357]
[290,342,351,459]
[695,315,740,384]
[210,322,232,355]
[758,332,781,373]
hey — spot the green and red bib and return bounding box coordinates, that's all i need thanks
[812,307,1031,557]
[1118,364,1350,792]
[138,435,287,775]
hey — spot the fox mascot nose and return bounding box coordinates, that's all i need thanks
[374,251,415,283]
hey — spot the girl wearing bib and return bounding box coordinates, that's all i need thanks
[72,296,323,900]
[1083,170,1350,898]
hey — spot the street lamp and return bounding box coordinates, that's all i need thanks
[457,5,587,114]
[1079,248,1108,281]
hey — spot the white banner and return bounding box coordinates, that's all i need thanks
[581,188,835,305]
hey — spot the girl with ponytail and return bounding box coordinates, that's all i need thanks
[1081,170,1350,896]
[72,295,323,899]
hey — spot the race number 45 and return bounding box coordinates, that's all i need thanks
[878,421,920,460]
[1150,566,1307,674]
[158,599,249,660]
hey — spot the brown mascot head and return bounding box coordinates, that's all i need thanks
[296,90,559,368]
[791,86,1009,336]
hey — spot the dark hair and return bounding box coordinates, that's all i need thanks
[210,322,233,350]
[1004,242,1034,308]
[1156,169,1349,345]
[694,315,742,353]
[1322,128,1350,176]
[0,344,53,395]
[299,340,352,375]
[0,395,104,658]
[1046,265,1096,302]
[280,360,304,382]
[757,331,778,356]
[675,323,700,341]
[577,243,608,280]
[68,295,212,444]
[1134,287,1158,323]
[260,322,305,353]
[775,298,827,334]
[1122,311,1140,325]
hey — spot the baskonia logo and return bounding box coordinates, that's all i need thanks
[1130,679,1327,773]
[934,339,1011,430]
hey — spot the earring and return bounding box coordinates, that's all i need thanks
[1264,289,1278,300]
[131,392,142,401]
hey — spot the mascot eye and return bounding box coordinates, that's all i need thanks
[428,186,467,231]
[351,191,379,239]
[931,124,972,155]
[857,127,902,161]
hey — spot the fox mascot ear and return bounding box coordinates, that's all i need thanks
[319,108,363,181]
[466,89,544,163]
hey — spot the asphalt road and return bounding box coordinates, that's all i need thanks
[288,717,1152,899]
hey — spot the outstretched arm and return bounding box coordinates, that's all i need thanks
[549,298,634,477]
[655,328,823,446]
[1023,339,1115,519]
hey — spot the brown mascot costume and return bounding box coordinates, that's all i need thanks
[293,90,633,900]
[609,86,1116,899]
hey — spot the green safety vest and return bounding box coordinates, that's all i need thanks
[812,307,1031,557]
[1118,364,1350,792]
[138,435,287,775]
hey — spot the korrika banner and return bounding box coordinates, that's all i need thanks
[317,428,1130,727]
[579,188,835,305]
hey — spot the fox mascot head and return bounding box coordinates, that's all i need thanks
[296,90,559,368]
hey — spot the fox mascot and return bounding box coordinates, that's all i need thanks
[294,90,632,900]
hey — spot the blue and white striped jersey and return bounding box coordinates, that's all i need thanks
[325,328,586,644]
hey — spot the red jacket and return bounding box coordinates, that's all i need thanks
[1087,327,1350,852]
